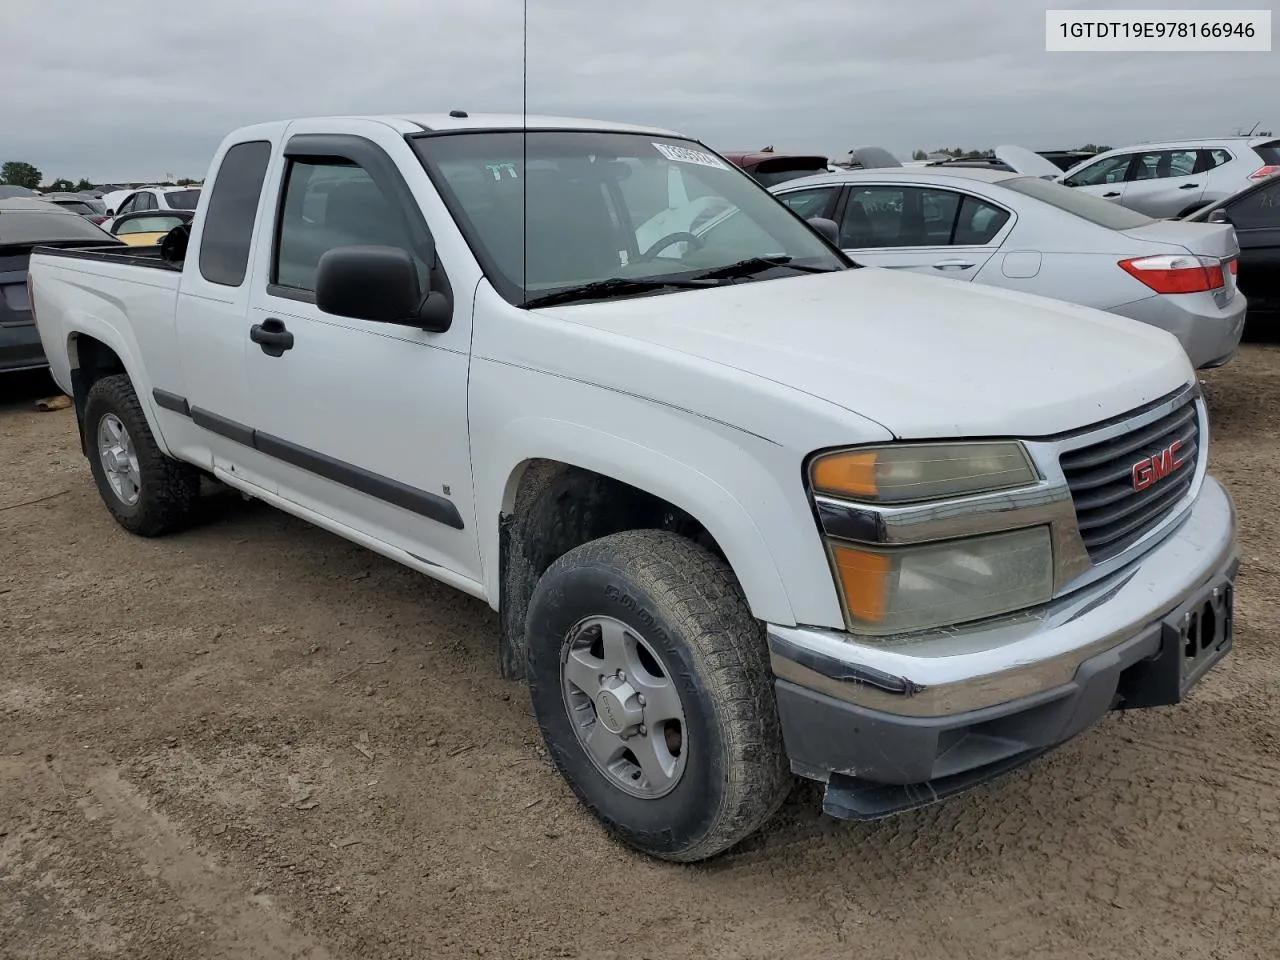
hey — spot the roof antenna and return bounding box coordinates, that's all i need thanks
[521,0,528,308]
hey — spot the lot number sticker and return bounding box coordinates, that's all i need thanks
[652,143,729,170]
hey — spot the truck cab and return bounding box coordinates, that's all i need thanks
[28,113,1238,862]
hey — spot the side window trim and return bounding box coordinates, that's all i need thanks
[839,185,1007,250]
[776,186,838,220]
[267,133,441,306]
[951,193,1014,247]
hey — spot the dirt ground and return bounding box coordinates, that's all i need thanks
[3,348,1280,960]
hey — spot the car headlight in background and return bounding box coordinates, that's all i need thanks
[810,441,1038,504]
[829,526,1054,636]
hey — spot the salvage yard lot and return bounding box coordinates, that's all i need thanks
[3,350,1280,960]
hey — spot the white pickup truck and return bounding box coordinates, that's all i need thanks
[28,112,1238,862]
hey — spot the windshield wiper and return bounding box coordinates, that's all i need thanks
[521,276,715,309]
[688,255,839,282]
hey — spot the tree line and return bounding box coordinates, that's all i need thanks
[2,160,200,191]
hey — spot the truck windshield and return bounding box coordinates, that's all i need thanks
[412,131,847,307]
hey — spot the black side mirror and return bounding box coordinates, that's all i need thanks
[315,245,452,332]
[1207,207,1231,225]
[807,217,839,246]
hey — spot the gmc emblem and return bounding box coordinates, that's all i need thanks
[1132,439,1188,492]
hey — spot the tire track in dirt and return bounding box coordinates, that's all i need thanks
[80,768,336,960]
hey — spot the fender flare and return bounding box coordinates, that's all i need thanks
[64,313,172,457]
[484,416,796,627]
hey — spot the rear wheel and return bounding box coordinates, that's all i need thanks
[525,529,791,861]
[85,374,201,537]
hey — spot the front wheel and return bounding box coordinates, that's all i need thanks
[525,529,791,861]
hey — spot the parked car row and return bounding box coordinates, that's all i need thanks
[730,135,1279,225]
[767,166,1246,368]
[1058,136,1280,219]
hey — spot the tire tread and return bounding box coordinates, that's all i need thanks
[535,529,791,862]
[85,374,201,537]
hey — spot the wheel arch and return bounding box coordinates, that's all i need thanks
[487,419,799,680]
[65,328,156,457]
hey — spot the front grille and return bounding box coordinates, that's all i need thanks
[1060,397,1200,562]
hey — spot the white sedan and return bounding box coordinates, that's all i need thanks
[757,167,1247,369]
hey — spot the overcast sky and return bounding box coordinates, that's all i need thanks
[1,0,1275,182]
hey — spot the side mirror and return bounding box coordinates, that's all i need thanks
[315,245,452,332]
[1207,207,1231,225]
[807,217,839,246]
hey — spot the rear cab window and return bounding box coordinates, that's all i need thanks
[198,140,272,286]
[1000,176,1156,229]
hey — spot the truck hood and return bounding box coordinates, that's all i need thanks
[536,267,1193,440]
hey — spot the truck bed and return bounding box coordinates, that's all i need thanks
[31,242,182,271]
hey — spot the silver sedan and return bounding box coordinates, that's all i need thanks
[764,167,1247,369]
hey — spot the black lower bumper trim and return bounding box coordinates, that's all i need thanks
[821,747,1053,820]
[775,556,1238,820]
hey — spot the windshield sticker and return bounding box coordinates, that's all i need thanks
[485,162,519,181]
[652,143,729,170]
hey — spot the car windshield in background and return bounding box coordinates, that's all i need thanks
[999,176,1157,229]
[412,131,845,307]
[52,200,96,215]
[0,209,112,245]
[165,189,200,209]
[749,158,831,187]
[1254,140,1280,165]
[116,215,185,235]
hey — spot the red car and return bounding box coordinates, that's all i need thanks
[722,148,830,186]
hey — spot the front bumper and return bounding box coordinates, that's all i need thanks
[769,476,1238,819]
[1110,292,1247,370]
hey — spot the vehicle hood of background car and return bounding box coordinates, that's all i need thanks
[535,267,1193,440]
[994,145,1064,178]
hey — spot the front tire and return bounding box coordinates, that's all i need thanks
[526,529,791,862]
[84,374,201,537]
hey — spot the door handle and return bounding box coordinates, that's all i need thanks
[1103,191,1121,198]
[1179,182,1200,189]
[932,259,975,270]
[250,318,294,357]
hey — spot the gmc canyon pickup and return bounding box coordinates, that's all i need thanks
[28,112,1238,862]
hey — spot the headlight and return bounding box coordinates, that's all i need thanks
[810,442,1038,503]
[829,526,1053,635]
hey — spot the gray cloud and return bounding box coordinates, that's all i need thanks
[1,0,1275,182]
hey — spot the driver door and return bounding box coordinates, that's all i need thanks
[243,128,482,581]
